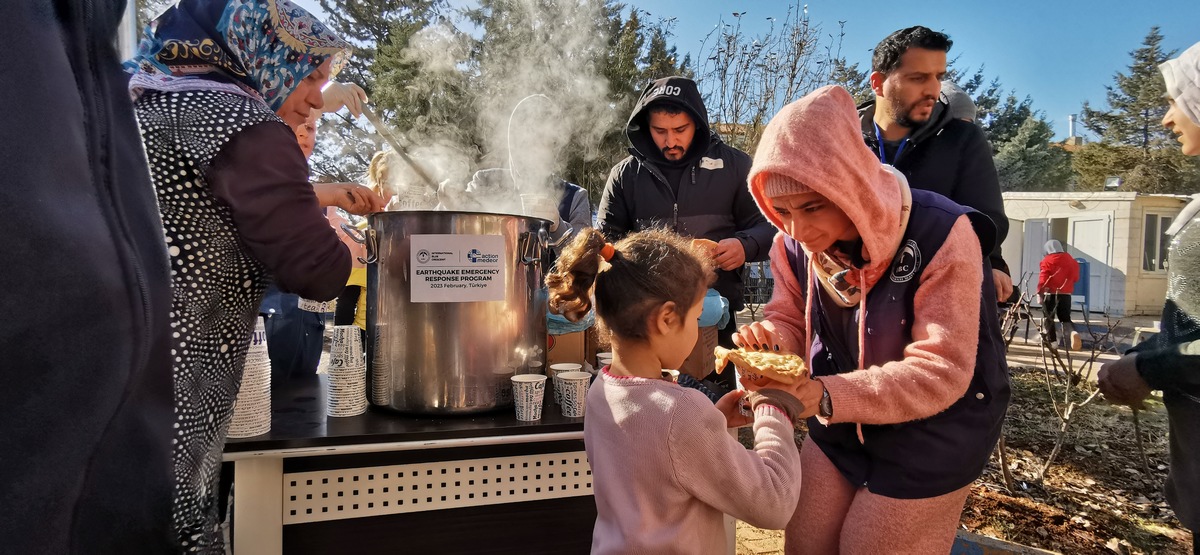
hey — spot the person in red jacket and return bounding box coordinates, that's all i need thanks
[1038,240,1082,350]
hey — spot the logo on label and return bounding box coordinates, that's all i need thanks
[699,157,724,170]
[648,84,682,98]
[467,248,500,263]
[416,249,431,264]
[890,239,922,283]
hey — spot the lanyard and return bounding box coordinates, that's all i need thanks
[873,122,908,165]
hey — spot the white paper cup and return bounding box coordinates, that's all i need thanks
[511,374,547,421]
[596,352,613,368]
[557,371,592,418]
[330,325,364,369]
[523,360,544,376]
[326,364,368,417]
[549,363,582,405]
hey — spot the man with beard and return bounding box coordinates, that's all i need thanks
[598,76,776,394]
[860,26,1013,303]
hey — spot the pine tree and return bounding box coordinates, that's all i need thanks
[947,66,1034,153]
[994,116,1072,191]
[1072,27,1200,194]
[827,58,871,105]
[1081,27,1174,151]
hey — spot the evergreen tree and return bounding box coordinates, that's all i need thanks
[827,58,871,105]
[1081,27,1174,151]
[994,116,1072,191]
[948,66,1034,153]
[1072,27,1200,194]
[308,0,450,183]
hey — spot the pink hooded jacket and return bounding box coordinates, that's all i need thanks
[747,85,985,428]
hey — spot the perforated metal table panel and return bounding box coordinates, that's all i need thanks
[224,376,593,555]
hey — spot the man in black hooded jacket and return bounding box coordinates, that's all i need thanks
[598,76,775,392]
[1,1,175,552]
[860,26,1013,302]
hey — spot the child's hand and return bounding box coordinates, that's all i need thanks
[715,389,754,428]
[741,379,824,421]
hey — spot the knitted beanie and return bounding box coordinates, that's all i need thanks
[760,173,813,198]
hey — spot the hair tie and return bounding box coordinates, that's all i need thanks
[600,243,616,261]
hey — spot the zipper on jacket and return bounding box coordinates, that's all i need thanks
[84,0,153,373]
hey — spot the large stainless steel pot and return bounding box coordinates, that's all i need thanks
[360,210,554,415]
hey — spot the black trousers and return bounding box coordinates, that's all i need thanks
[1041,293,1075,343]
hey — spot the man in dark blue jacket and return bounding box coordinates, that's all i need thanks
[0,0,175,552]
[598,76,775,392]
[859,26,1014,303]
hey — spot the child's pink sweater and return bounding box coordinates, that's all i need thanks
[584,371,801,554]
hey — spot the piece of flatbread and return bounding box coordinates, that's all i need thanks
[714,346,809,384]
[692,238,719,258]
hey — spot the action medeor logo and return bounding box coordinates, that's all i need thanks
[467,248,499,264]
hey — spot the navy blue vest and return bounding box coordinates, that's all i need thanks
[786,189,1011,499]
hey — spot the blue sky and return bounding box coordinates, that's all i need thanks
[295,0,1200,140]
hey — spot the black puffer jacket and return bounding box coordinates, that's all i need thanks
[598,77,775,310]
[0,0,175,552]
[859,100,1010,273]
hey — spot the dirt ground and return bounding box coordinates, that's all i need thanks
[735,369,1193,555]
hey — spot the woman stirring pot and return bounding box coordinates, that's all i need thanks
[127,0,360,549]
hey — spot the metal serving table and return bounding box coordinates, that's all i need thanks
[224,375,594,554]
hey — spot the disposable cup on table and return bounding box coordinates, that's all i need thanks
[511,374,547,421]
[326,364,368,417]
[548,363,582,404]
[556,371,592,418]
[524,360,544,376]
[596,352,613,368]
[329,325,364,368]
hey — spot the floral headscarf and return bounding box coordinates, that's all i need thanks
[125,0,351,111]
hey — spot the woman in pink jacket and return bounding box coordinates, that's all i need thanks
[734,86,1010,554]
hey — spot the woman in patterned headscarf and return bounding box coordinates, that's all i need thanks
[1101,41,1200,552]
[126,0,358,549]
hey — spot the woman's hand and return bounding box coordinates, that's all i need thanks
[715,389,754,428]
[1098,353,1152,409]
[315,183,385,215]
[732,320,796,353]
[321,82,368,118]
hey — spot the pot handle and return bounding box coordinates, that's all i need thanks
[546,224,574,249]
[520,230,542,266]
[340,223,377,264]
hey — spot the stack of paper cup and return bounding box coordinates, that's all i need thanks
[228,319,271,438]
[549,363,582,405]
[327,325,368,417]
[511,374,547,421]
[369,324,392,406]
[557,371,592,418]
[596,352,613,369]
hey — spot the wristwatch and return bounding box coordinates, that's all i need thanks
[818,385,833,419]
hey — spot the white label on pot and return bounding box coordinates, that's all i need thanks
[410,234,507,303]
